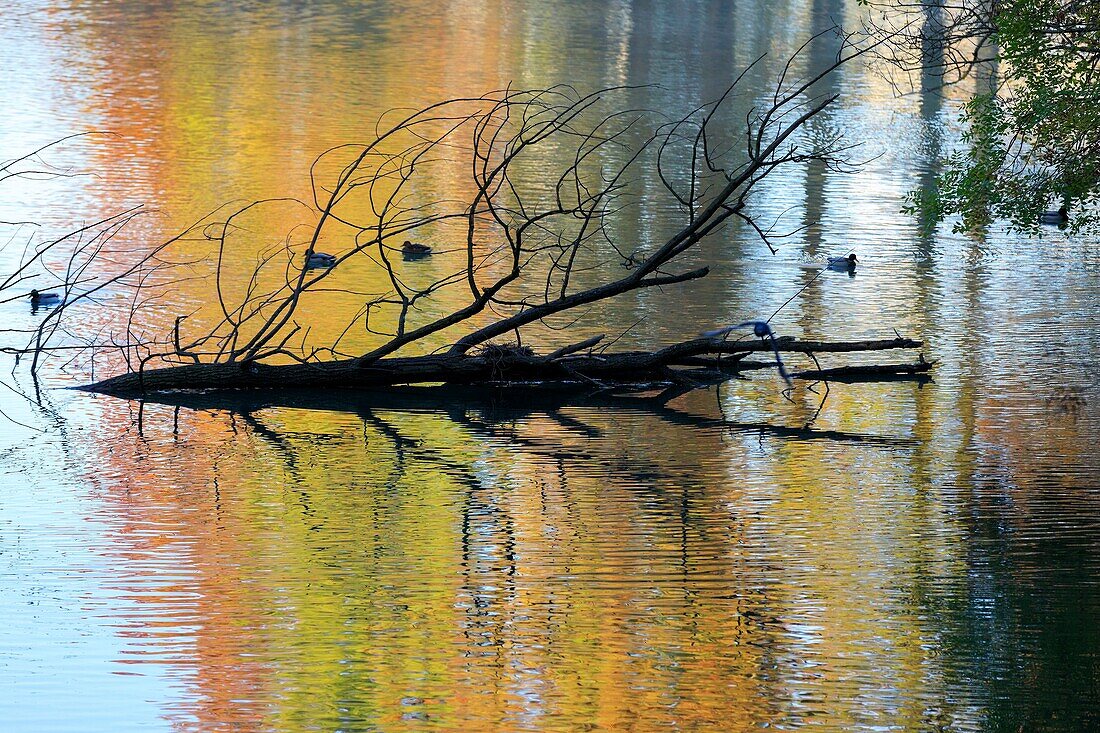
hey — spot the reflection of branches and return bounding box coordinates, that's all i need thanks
[863,2,1100,234]
[868,0,1099,93]
[358,408,424,487]
[131,385,918,448]
[801,352,831,430]
[0,376,46,431]
[859,1,1000,92]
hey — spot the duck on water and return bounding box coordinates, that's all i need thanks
[827,253,858,270]
[305,244,430,269]
[29,289,62,305]
[304,252,337,269]
[402,241,431,258]
[1040,205,1068,226]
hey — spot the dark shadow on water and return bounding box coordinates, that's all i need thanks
[121,383,918,447]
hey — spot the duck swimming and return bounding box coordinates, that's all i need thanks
[827,253,858,270]
[304,252,337,269]
[402,241,432,257]
[1040,205,1068,225]
[29,289,61,304]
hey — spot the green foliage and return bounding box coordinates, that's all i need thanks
[908,0,1100,234]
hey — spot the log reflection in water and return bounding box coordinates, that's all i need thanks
[125,384,919,449]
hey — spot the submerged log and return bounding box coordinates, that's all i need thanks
[81,335,924,397]
[790,359,935,383]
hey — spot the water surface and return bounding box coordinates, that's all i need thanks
[2,1,1099,731]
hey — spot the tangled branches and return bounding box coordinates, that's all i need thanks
[99,29,872,386]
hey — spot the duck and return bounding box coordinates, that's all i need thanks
[1040,205,1068,225]
[29,289,62,305]
[827,253,858,270]
[304,251,337,269]
[401,240,432,257]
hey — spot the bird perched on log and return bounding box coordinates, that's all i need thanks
[702,320,792,387]
[1040,205,1068,226]
[304,251,337,269]
[29,289,61,305]
[827,253,858,270]
[402,241,432,258]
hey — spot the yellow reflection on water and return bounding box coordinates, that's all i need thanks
[89,395,787,730]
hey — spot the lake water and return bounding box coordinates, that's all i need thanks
[2,1,1099,731]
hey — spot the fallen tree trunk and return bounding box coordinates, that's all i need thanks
[81,335,924,397]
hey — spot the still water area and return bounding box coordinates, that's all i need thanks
[1,1,1099,731]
